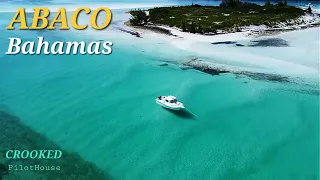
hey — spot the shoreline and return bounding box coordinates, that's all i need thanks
[120,14,320,82]
[119,6,320,83]
[124,14,320,39]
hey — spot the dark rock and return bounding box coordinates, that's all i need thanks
[142,25,173,35]
[135,33,141,38]
[182,58,230,76]
[235,43,245,47]
[201,68,229,75]
[212,41,237,45]
[249,38,289,47]
[116,27,142,38]
[237,71,290,82]
[159,63,169,66]
[182,57,290,83]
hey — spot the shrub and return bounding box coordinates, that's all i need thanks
[129,9,148,26]
[220,0,241,8]
[189,22,196,33]
[181,20,187,32]
[307,5,312,13]
[197,23,203,34]
[277,1,285,7]
[265,0,271,6]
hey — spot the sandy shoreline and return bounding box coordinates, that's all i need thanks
[121,13,320,81]
[124,12,320,40]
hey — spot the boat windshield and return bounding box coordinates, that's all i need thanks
[171,99,177,103]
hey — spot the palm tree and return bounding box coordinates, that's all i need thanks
[307,5,312,13]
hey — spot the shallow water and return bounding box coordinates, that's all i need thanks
[0,1,319,179]
[0,111,108,180]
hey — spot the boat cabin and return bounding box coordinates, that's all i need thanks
[158,96,178,104]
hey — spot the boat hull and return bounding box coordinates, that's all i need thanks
[155,99,184,110]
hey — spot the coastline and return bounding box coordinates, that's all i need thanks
[121,11,320,82]
[124,12,320,38]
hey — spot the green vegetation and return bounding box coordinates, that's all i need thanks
[307,5,312,13]
[129,0,307,34]
[265,0,271,6]
[129,9,148,26]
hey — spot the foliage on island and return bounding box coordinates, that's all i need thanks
[129,9,148,26]
[307,5,312,13]
[129,0,308,34]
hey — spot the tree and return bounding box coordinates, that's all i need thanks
[181,20,187,32]
[189,22,196,33]
[220,0,241,8]
[197,23,203,34]
[265,0,271,6]
[129,9,148,26]
[284,0,287,6]
[277,1,285,6]
[307,5,312,13]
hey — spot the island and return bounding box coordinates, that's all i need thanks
[127,0,319,35]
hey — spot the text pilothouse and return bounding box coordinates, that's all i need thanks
[8,165,61,171]
[5,7,114,55]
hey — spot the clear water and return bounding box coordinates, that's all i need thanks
[0,1,319,179]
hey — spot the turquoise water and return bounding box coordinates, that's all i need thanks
[0,1,319,179]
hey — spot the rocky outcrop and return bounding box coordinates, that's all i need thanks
[140,25,174,35]
[116,27,141,37]
[181,58,290,83]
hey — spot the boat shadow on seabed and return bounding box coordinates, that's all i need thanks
[162,107,197,120]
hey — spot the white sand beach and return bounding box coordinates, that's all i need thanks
[124,13,320,80]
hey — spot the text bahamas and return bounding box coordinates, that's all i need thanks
[5,7,113,55]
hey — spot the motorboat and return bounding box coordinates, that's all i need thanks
[155,95,185,110]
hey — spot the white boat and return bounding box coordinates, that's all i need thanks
[155,95,185,110]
